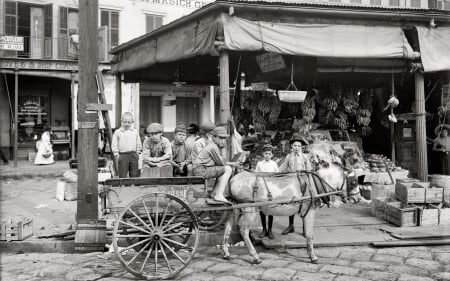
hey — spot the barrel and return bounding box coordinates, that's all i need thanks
[74,220,107,252]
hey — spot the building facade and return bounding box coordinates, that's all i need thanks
[0,0,214,161]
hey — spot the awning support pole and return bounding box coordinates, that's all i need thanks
[115,73,122,128]
[71,71,76,158]
[219,51,230,124]
[415,71,428,181]
[14,69,18,168]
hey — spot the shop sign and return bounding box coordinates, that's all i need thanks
[256,53,286,73]
[0,35,24,51]
[0,59,78,71]
[131,0,210,8]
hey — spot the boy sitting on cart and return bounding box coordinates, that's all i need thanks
[142,123,172,169]
[192,126,238,204]
[170,124,191,176]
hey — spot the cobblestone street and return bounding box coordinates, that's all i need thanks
[1,245,450,281]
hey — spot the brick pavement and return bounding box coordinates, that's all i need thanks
[1,245,450,281]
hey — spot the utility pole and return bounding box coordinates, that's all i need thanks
[74,0,105,252]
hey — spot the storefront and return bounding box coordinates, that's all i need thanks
[110,0,450,179]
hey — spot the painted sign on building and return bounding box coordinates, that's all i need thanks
[0,35,24,51]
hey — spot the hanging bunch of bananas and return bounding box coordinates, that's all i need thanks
[333,108,348,130]
[342,89,359,116]
[288,103,301,116]
[257,97,272,114]
[356,89,373,131]
[301,91,316,123]
[322,97,338,112]
[268,96,282,124]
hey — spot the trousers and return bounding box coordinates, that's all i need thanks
[118,152,140,178]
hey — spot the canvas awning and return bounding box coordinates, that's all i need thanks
[112,13,417,73]
[416,26,450,72]
[221,14,416,60]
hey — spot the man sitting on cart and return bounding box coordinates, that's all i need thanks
[193,126,237,204]
[142,123,172,168]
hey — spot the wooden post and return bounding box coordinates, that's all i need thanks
[415,72,428,181]
[75,0,104,252]
[14,70,18,168]
[390,75,396,164]
[115,73,122,129]
[70,71,76,159]
[219,52,230,124]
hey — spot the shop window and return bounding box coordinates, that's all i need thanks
[176,97,200,127]
[18,95,50,145]
[3,1,17,57]
[146,14,163,33]
[59,6,78,59]
[389,0,400,6]
[410,0,421,7]
[100,9,120,49]
[370,0,381,5]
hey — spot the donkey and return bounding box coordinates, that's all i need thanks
[221,162,360,264]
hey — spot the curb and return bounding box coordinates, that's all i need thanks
[0,230,229,254]
[0,173,64,181]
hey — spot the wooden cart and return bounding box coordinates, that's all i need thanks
[100,176,341,280]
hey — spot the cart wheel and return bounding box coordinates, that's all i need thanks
[113,192,199,280]
[195,209,231,230]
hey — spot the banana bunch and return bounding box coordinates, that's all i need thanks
[322,97,338,112]
[254,122,266,131]
[333,117,348,130]
[269,97,282,124]
[258,98,272,114]
[388,113,397,123]
[356,108,371,126]
[301,95,316,123]
[288,103,301,116]
[387,96,399,108]
[342,90,359,115]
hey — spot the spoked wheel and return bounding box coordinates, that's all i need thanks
[113,192,199,280]
[195,209,231,230]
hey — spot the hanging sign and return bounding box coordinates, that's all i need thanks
[255,53,286,73]
[0,35,24,51]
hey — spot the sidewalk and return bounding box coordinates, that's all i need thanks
[1,163,397,253]
[0,160,70,180]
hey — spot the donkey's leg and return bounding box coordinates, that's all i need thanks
[222,213,234,260]
[302,208,319,264]
[239,208,261,264]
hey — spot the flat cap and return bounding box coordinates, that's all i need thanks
[262,144,274,152]
[147,123,163,133]
[200,122,216,133]
[174,124,186,134]
[211,126,229,138]
[187,123,199,134]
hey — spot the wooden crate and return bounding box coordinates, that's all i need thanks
[395,182,443,204]
[413,204,439,226]
[141,166,173,177]
[439,200,450,226]
[372,197,397,219]
[0,217,33,241]
[371,184,395,201]
[386,201,418,227]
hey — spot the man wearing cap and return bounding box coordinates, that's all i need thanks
[193,126,237,204]
[191,122,216,161]
[279,133,312,235]
[171,124,191,176]
[142,123,172,168]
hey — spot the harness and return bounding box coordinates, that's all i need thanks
[247,169,346,218]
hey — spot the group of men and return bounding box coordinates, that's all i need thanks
[111,112,238,204]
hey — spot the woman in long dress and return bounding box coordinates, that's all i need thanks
[34,127,54,165]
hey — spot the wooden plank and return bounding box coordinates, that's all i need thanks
[372,239,450,247]
[104,176,205,186]
[380,226,450,240]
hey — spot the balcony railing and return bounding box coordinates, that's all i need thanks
[1,33,110,62]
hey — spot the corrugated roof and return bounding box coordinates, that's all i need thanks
[220,0,449,12]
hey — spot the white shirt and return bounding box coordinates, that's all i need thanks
[255,160,279,173]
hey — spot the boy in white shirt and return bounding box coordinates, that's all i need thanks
[255,144,279,239]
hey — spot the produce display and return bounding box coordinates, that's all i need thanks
[365,153,402,173]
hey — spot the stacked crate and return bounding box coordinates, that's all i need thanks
[372,178,449,227]
[0,217,33,241]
